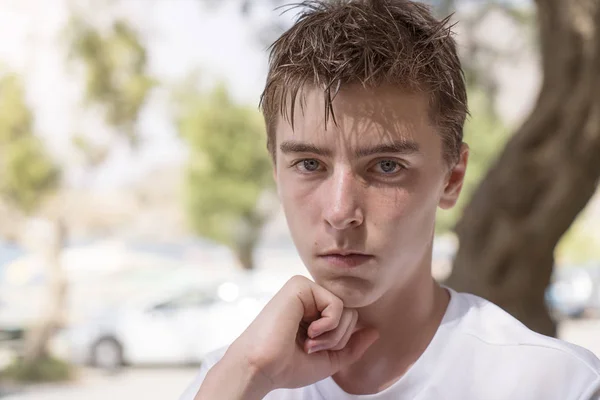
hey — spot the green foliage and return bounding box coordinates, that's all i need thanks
[2,355,72,383]
[178,83,274,247]
[435,89,511,233]
[67,18,155,145]
[0,74,60,213]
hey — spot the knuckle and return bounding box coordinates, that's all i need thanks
[288,275,307,286]
[332,297,344,311]
[285,275,310,293]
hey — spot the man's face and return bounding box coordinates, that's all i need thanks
[274,85,467,308]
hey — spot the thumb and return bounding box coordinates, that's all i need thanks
[330,328,379,370]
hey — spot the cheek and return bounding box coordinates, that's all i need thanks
[280,176,315,216]
[369,172,427,220]
[278,166,328,213]
[370,188,411,219]
[399,167,445,216]
[367,179,439,241]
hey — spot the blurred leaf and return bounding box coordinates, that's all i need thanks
[0,73,60,214]
[66,17,155,147]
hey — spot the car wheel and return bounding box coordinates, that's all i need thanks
[91,337,124,371]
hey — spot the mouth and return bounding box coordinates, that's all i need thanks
[318,250,374,268]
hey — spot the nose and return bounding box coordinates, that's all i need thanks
[323,168,364,230]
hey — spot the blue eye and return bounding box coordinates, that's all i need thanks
[290,158,323,174]
[376,160,401,174]
[302,159,320,171]
[293,159,322,173]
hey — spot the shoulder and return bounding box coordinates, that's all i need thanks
[448,289,600,395]
[452,290,596,358]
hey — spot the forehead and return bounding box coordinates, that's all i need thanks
[275,85,436,151]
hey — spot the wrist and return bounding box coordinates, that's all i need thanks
[195,347,273,400]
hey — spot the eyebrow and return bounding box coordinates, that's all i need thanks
[279,141,333,157]
[354,141,420,158]
[279,140,420,158]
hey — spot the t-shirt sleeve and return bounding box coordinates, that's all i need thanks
[177,346,228,400]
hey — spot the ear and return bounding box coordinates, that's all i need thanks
[439,143,469,210]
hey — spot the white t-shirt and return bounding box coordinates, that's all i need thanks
[179,288,600,400]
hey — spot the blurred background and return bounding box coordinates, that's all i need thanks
[0,0,599,398]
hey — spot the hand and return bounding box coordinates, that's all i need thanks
[224,275,379,391]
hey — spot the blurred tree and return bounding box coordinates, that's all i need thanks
[10,14,157,376]
[177,84,275,270]
[0,73,62,371]
[447,0,600,337]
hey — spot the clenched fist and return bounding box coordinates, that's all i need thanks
[195,275,379,399]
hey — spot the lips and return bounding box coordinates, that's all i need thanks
[318,252,374,268]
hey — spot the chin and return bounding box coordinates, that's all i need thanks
[313,274,380,308]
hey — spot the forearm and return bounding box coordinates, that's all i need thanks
[194,351,272,400]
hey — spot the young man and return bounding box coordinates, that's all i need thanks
[181,1,600,399]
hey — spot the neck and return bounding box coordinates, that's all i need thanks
[334,257,450,394]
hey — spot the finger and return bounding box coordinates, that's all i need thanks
[296,282,344,339]
[330,309,358,351]
[307,297,344,338]
[304,308,356,353]
[328,328,380,372]
[284,276,344,333]
[305,309,356,351]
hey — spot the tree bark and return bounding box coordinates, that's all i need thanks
[235,239,256,271]
[446,0,600,337]
[22,219,67,365]
[233,212,266,271]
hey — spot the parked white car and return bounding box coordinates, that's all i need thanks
[54,278,277,369]
[545,264,600,320]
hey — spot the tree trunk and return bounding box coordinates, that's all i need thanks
[235,240,256,271]
[446,0,600,337]
[233,212,266,271]
[22,219,67,364]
